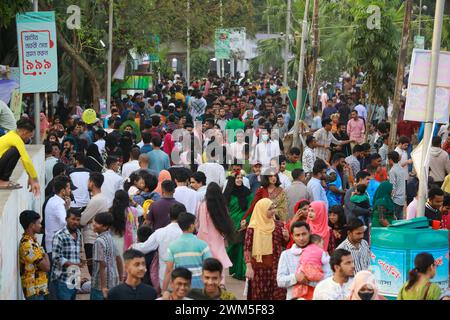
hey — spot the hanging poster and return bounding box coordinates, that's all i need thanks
[16,11,58,93]
[404,49,450,124]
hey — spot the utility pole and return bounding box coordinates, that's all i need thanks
[310,0,319,111]
[417,0,446,217]
[33,0,40,144]
[282,0,292,104]
[267,0,270,34]
[106,0,113,116]
[186,0,191,85]
[292,0,310,148]
[389,0,413,148]
[418,0,423,37]
[220,0,224,78]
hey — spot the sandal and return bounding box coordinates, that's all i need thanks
[0,181,22,190]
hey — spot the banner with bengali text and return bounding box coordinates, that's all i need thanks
[16,11,58,93]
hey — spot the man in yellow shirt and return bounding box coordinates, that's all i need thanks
[19,210,50,300]
[0,119,40,196]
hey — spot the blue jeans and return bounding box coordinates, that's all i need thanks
[26,295,45,300]
[54,280,77,300]
[90,288,104,300]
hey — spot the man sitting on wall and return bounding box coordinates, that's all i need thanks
[0,118,40,196]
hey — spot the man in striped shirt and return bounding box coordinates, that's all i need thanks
[162,213,212,292]
[336,218,371,273]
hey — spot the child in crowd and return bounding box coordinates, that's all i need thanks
[350,184,371,241]
[91,212,124,300]
[124,172,145,197]
[327,205,347,253]
[292,234,331,299]
[350,184,371,211]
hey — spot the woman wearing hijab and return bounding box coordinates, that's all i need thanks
[306,201,331,250]
[155,170,171,195]
[241,168,289,226]
[163,133,175,165]
[84,143,104,173]
[349,270,385,300]
[285,199,310,249]
[372,181,395,227]
[244,198,289,300]
[223,169,254,280]
[40,112,49,142]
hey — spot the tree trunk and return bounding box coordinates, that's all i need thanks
[68,31,78,108]
[311,0,320,110]
[389,0,413,148]
[55,28,102,111]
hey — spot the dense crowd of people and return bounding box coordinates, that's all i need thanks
[0,72,449,300]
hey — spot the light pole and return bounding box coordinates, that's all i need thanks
[106,0,113,116]
[418,0,423,37]
[220,0,224,78]
[32,0,40,144]
[282,0,292,104]
[292,0,310,148]
[186,0,190,85]
[417,0,446,217]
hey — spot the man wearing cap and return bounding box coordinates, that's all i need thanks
[336,218,370,273]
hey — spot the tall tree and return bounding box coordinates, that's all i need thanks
[390,0,413,147]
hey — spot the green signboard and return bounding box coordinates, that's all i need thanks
[215,29,230,59]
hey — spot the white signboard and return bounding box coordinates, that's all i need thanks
[404,49,450,124]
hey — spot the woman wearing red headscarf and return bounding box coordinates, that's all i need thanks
[285,199,310,249]
[163,133,175,165]
[306,201,330,250]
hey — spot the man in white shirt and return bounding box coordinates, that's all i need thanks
[302,136,317,176]
[44,176,71,254]
[173,168,201,215]
[122,146,141,179]
[94,129,106,154]
[252,129,281,167]
[132,205,184,288]
[277,221,313,300]
[394,136,413,181]
[313,249,355,300]
[354,102,368,122]
[270,157,291,189]
[45,142,60,187]
[79,172,109,275]
[190,171,207,202]
[229,131,247,162]
[69,153,91,209]
[197,150,226,188]
[102,157,124,209]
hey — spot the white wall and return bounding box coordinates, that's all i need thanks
[0,145,44,300]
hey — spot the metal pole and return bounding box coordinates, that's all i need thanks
[186,0,191,85]
[220,0,223,78]
[106,0,113,115]
[282,0,292,104]
[292,0,310,148]
[418,0,423,37]
[417,0,445,217]
[33,0,40,144]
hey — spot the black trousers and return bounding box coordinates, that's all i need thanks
[0,147,20,181]
[84,243,93,276]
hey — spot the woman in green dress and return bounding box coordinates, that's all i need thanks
[371,181,396,227]
[223,169,254,280]
[397,252,442,300]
